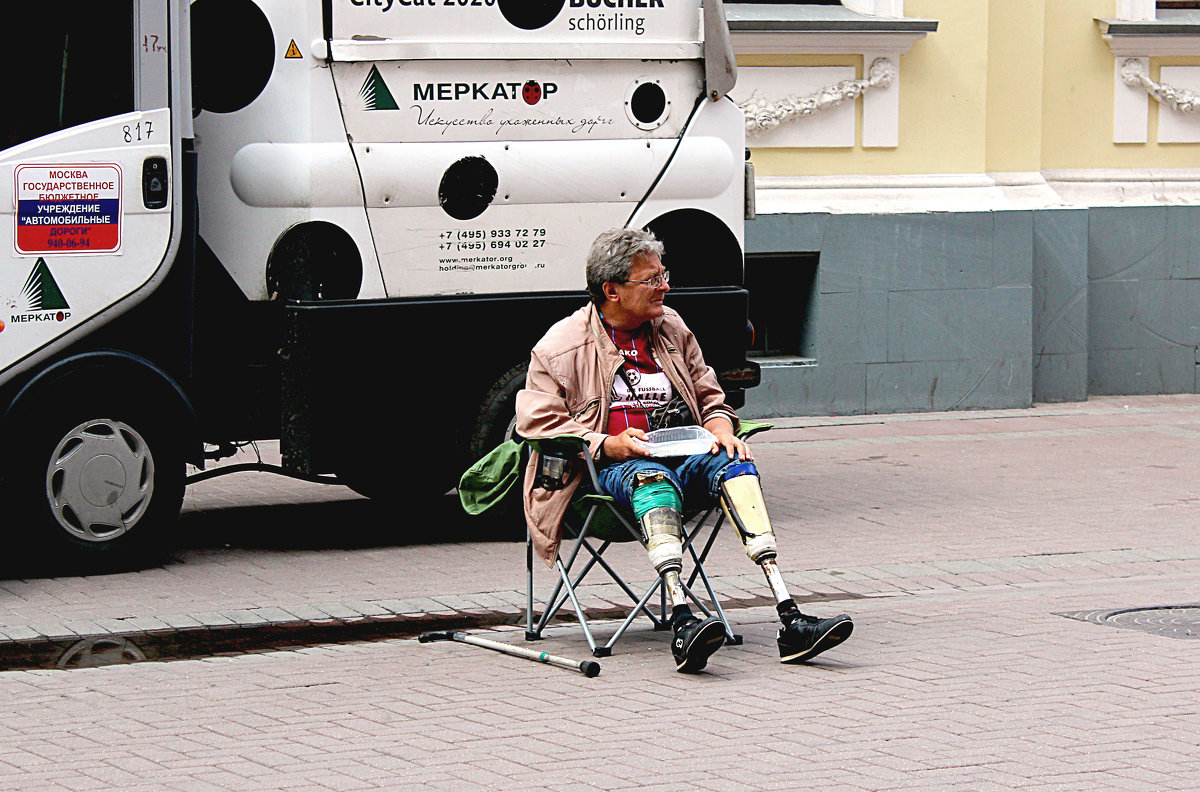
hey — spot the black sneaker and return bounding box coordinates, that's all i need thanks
[672,616,726,673]
[778,613,853,664]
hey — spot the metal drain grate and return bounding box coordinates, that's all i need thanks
[1057,605,1200,639]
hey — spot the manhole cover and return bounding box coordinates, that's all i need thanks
[1057,605,1200,640]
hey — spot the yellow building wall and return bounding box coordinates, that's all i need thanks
[745,0,1200,178]
[1040,0,1119,169]
[1040,0,1200,168]
[746,0,992,177]
[985,0,1045,173]
[899,0,989,174]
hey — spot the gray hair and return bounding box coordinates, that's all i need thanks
[585,227,665,306]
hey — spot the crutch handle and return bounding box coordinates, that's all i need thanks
[417,631,453,643]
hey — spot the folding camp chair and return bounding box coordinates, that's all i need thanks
[523,424,770,658]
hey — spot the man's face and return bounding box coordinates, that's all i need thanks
[613,253,669,324]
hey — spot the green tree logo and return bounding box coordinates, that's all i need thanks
[20,259,69,311]
[359,65,398,111]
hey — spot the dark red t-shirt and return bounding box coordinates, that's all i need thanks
[604,321,673,435]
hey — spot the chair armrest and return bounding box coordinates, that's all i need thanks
[736,420,773,441]
[524,434,604,490]
[525,434,590,456]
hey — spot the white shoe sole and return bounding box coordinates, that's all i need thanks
[675,619,726,673]
[780,618,853,664]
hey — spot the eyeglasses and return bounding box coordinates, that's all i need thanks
[624,270,670,288]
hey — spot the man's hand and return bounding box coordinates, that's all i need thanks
[602,428,650,462]
[705,418,752,461]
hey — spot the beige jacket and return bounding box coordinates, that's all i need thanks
[515,303,739,566]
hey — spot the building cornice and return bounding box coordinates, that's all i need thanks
[726,4,935,55]
[750,170,1200,214]
[1098,11,1200,55]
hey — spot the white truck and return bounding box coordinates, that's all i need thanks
[0,0,756,558]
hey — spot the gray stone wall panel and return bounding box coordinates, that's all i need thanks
[1032,209,1089,401]
[885,286,1031,364]
[743,362,866,418]
[1033,352,1089,402]
[1087,206,1200,396]
[744,212,829,255]
[814,289,888,364]
[1087,206,1169,282]
[741,204,1196,416]
[864,357,1030,414]
[819,214,995,295]
[1089,347,1198,395]
[992,211,1034,289]
[1166,207,1200,280]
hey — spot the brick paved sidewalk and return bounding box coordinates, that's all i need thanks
[3,542,1199,790]
[1,394,1198,655]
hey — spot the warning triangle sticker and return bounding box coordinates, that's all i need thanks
[285,39,303,58]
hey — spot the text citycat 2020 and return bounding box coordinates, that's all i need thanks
[0,0,756,561]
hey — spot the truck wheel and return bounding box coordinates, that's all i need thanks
[469,362,528,464]
[13,407,184,559]
[461,363,528,541]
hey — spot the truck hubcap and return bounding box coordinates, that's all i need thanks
[46,419,155,542]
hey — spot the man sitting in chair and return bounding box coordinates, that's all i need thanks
[516,227,853,673]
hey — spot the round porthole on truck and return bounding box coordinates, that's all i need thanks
[191,0,275,114]
[625,79,670,131]
[439,156,499,221]
[267,221,364,302]
[498,0,565,30]
[643,209,742,288]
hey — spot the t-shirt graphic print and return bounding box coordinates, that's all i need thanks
[605,322,673,434]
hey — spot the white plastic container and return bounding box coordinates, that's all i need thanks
[639,426,716,458]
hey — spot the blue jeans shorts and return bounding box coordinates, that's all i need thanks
[595,452,755,512]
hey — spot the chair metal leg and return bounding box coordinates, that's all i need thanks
[526,528,540,641]
[602,575,666,652]
[686,509,724,590]
[529,502,664,647]
[545,548,602,625]
[576,540,663,627]
[531,516,598,638]
[680,550,741,644]
[541,536,666,646]
[679,511,742,645]
[526,493,743,655]
[554,557,603,656]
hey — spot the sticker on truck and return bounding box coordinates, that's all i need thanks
[15,164,122,255]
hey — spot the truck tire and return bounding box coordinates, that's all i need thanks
[469,361,528,464]
[10,398,184,561]
[340,364,526,518]
[460,362,528,540]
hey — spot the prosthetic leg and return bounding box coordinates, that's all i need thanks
[718,462,853,664]
[632,472,725,673]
